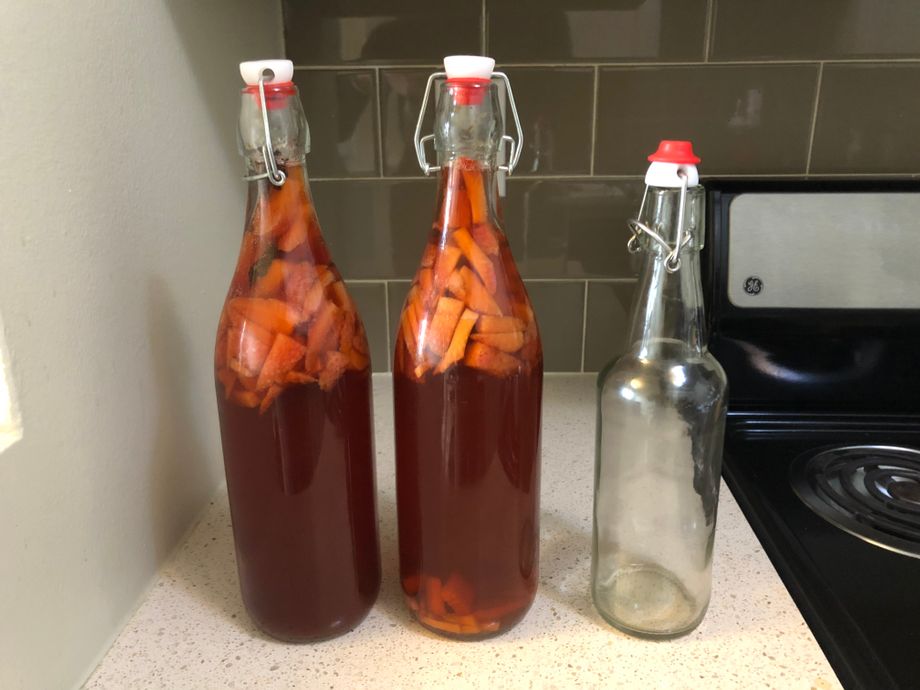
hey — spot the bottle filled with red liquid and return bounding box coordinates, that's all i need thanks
[213,60,380,642]
[394,56,543,638]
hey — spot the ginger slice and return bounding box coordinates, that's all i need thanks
[453,227,497,294]
[470,223,500,257]
[426,296,465,356]
[472,330,525,353]
[257,333,306,390]
[432,244,462,292]
[464,342,520,377]
[228,297,300,335]
[259,385,283,414]
[252,258,286,298]
[460,266,502,316]
[435,308,478,374]
[477,315,525,333]
[460,163,488,225]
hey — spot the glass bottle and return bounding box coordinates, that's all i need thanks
[393,56,543,639]
[213,60,380,642]
[592,141,727,637]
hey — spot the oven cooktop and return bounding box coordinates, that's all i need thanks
[723,414,920,690]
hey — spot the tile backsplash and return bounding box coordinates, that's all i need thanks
[282,0,920,372]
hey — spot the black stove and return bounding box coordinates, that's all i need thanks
[705,181,920,690]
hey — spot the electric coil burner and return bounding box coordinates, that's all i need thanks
[791,445,920,559]
[705,181,920,690]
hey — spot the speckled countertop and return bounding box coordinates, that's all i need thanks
[86,374,840,690]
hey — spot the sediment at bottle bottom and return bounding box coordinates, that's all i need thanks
[217,368,380,641]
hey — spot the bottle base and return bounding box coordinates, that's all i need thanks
[593,563,707,639]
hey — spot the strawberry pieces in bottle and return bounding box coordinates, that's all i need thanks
[213,61,380,642]
[394,58,543,639]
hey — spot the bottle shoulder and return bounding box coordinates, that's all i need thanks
[598,346,727,404]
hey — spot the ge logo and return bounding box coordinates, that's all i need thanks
[743,276,764,295]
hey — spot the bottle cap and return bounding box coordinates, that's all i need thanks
[443,55,495,80]
[239,59,294,86]
[645,140,700,188]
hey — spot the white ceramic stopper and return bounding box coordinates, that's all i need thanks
[645,162,700,188]
[443,55,495,79]
[239,60,294,86]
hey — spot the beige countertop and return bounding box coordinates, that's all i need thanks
[85,374,840,689]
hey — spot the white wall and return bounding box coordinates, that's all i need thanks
[0,2,282,687]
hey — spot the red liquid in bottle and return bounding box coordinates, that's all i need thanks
[215,165,380,641]
[394,157,543,638]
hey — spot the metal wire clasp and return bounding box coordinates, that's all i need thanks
[243,71,286,187]
[413,71,524,176]
[627,171,691,273]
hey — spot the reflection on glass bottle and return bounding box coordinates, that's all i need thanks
[592,141,727,638]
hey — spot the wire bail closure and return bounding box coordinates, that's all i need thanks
[243,72,286,187]
[413,71,524,176]
[627,170,691,273]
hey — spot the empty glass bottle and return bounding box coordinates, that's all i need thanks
[592,141,727,637]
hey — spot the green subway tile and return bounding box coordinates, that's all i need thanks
[583,281,636,372]
[283,0,481,65]
[294,70,378,178]
[379,69,434,177]
[595,65,818,176]
[488,0,707,63]
[503,179,644,279]
[712,0,920,61]
[502,67,594,176]
[811,64,920,175]
[524,281,585,372]
[347,282,389,373]
[310,179,437,279]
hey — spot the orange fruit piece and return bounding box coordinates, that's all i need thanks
[259,385,283,414]
[216,367,236,399]
[329,279,354,312]
[252,258,286,298]
[226,320,273,378]
[282,261,317,306]
[435,308,478,374]
[464,342,520,377]
[231,389,261,408]
[347,348,369,372]
[471,330,524,353]
[470,223,500,257]
[256,333,306,390]
[446,269,466,301]
[424,576,446,617]
[277,214,309,252]
[441,573,475,616]
[460,266,502,316]
[432,244,462,292]
[477,315,525,333]
[420,242,437,268]
[285,371,316,385]
[460,162,488,225]
[453,227,497,294]
[303,301,342,372]
[402,574,421,596]
[319,351,349,391]
[228,297,300,336]
[426,296,465,356]
[446,179,472,229]
[301,280,325,321]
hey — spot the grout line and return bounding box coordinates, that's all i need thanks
[278,0,287,59]
[805,62,825,175]
[374,67,384,178]
[382,279,391,371]
[589,66,599,175]
[481,0,487,54]
[523,277,638,284]
[292,58,920,72]
[703,0,715,62]
[312,172,918,184]
[580,281,589,372]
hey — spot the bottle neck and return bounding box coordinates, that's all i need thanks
[238,83,309,176]
[627,186,707,357]
[434,79,502,168]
